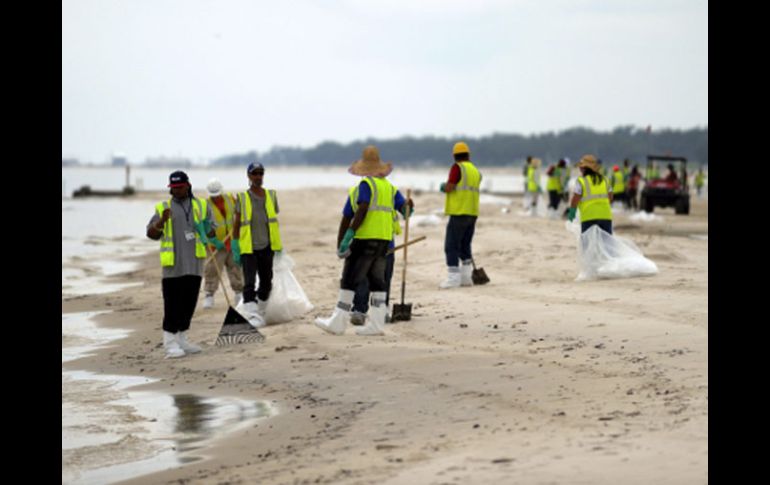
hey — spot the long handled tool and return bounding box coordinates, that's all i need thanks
[206,242,265,346]
[386,235,426,255]
[391,189,413,322]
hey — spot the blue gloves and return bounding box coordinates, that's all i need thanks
[209,237,225,250]
[567,207,577,222]
[439,182,447,193]
[337,228,355,259]
[232,239,241,265]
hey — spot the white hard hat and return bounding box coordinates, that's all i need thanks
[206,178,223,196]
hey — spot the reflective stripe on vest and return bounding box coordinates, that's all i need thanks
[155,198,208,267]
[445,162,481,216]
[577,176,612,222]
[612,171,625,193]
[351,177,395,240]
[237,189,282,253]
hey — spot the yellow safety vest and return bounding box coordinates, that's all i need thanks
[577,176,612,222]
[526,165,539,192]
[350,177,396,241]
[546,168,562,192]
[445,161,481,216]
[349,182,401,239]
[237,189,283,253]
[209,194,236,246]
[612,171,625,193]
[155,198,208,267]
[695,173,705,187]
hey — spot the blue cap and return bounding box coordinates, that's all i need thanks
[247,162,264,174]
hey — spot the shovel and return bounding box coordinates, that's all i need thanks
[205,242,265,346]
[471,258,490,285]
[392,189,413,322]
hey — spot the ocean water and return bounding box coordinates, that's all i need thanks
[62,165,528,197]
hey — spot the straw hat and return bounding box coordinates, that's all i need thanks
[577,154,600,172]
[348,145,393,177]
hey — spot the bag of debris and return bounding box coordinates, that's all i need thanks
[565,222,658,281]
[264,252,314,324]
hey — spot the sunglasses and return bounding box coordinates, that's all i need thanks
[249,171,265,175]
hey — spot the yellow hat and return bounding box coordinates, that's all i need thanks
[452,141,470,155]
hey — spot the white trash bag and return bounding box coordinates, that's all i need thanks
[565,221,658,281]
[264,252,314,324]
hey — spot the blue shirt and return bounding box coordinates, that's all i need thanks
[343,181,405,248]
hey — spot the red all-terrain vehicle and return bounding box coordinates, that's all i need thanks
[639,155,690,214]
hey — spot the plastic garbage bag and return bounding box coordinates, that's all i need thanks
[565,221,658,281]
[264,252,314,324]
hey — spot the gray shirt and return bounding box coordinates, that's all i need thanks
[236,189,279,251]
[147,197,215,278]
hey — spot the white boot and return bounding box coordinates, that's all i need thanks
[202,293,214,309]
[250,299,268,328]
[315,289,354,335]
[176,330,201,353]
[356,292,387,336]
[439,266,461,289]
[460,260,473,287]
[240,301,265,328]
[163,331,185,359]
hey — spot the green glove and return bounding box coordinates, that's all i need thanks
[209,237,225,250]
[567,207,577,222]
[232,239,241,265]
[337,228,355,258]
[439,182,447,193]
[194,220,210,243]
[400,204,414,218]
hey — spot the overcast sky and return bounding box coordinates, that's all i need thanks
[62,0,708,163]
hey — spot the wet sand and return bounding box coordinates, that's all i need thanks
[62,187,708,484]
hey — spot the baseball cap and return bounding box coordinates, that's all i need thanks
[247,162,264,174]
[168,170,190,187]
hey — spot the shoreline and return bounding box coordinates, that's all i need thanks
[62,187,708,484]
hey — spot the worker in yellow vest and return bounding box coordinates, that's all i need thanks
[146,171,215,358]
[316,145,413,336]
[232,162,283,328]
[611,165,626,208]
[439,141,481,288]
[694,168,706,197]
[524,157,542,215]
[567,155,614,234]
[201,178,244,309]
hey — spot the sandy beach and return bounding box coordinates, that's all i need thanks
[62,186,708,484]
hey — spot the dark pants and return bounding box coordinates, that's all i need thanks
[162,275,202,333]
[242,248,274,303]
[444,215,477,267]
[341,239,389,293]
[614,192,626,207]
[548,190,561,210]
[353,252,395,313]
[581,219,613,234]
[627,189,638,210]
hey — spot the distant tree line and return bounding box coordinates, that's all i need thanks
[210,126,708,168]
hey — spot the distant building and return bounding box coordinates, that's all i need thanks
[62,158,79,167]
[145,156,193,168]
[111,153,128,166]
